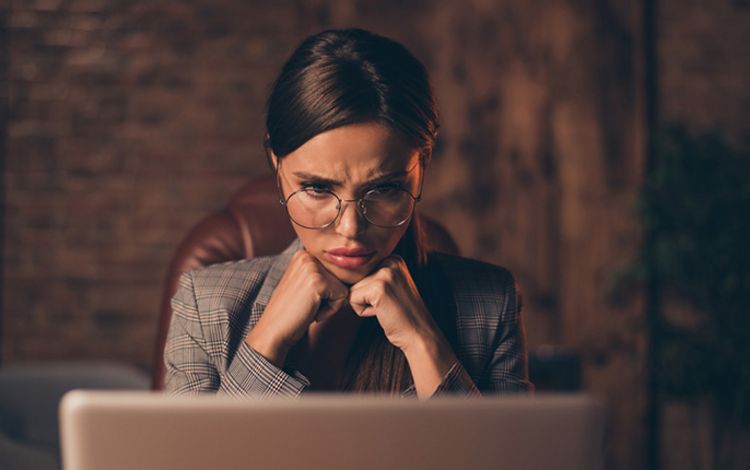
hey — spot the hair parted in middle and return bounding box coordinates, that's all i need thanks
[264,28,440,166]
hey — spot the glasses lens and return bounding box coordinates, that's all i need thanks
[362,188,415,227]
[286,190,339,228]
[284,187,417,229]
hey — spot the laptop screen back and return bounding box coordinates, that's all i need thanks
[60,391,603,470]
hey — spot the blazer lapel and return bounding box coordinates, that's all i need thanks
[248,238,302,327]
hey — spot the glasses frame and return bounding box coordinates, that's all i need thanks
[274,161,424,230]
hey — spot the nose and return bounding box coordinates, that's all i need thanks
[334,199,365,238]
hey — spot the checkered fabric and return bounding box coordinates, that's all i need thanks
[164,239,532,397]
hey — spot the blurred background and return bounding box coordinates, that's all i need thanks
[1,0,748,469]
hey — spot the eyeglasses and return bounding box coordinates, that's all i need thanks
[276,165,423,230]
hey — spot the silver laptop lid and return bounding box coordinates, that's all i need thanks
[60,391,603,470]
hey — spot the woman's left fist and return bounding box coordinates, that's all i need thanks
[348,255,438,352]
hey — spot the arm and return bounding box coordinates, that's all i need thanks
[164,271,310,397]
[410,271,533,397]
[217,338,310,398]
[402,333,481,398]
[314,252,532,398]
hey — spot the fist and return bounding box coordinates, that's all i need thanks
[246,249,349,363]
[348,255,438,352]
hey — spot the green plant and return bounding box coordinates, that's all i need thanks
[642,124,750,467]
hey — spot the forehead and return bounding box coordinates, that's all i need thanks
[280,123,420,179]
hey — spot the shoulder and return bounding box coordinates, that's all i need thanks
[187,255,275,285]
[426,251,521,332]
[178,255,277,309]
[427,251,516,301]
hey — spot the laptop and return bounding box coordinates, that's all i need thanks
[59,391,603,470]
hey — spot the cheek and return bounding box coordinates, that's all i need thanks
[369,225,409,260]
[291,225,320,250]
[384,225,409,249]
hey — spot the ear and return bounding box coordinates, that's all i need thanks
[420,150,431,171]
[264,135,279,171]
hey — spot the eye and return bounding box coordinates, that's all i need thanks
[366,182,404,197]
[296,183,334,202]
[300,182,331,193]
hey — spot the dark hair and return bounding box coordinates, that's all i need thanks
[265,28,439,164]
[265,29,443,394]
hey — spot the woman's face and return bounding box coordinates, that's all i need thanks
[273,122,423,284]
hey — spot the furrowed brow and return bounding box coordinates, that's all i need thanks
[291,172,340,185]
[291,170,409,186]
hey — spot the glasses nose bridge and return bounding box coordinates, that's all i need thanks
[336,196,366,220]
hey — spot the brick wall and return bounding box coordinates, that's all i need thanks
[4,0,289,368]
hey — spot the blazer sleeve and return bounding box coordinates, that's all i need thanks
[163,271,310,397]
[163,271,220,394]
[430,271,533,397]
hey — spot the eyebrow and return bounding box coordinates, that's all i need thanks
[290,170,409,186]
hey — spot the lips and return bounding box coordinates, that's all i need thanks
[324,247,376,270]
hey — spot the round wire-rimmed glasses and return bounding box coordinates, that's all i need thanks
[276,169,423,230]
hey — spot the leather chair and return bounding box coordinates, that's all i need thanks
[151,174,460,390]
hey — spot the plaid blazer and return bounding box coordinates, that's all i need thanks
[164,239,532,397]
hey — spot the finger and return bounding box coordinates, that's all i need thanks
[314,298,341,323]
[349,302,376,318]
[378,254,404,270]
[348,282,378,318]
[320,284,349,317]
[309,254,349,293]
[325,278,350,301]
[313,278,350,322]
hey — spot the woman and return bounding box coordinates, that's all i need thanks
[164,28,532,398]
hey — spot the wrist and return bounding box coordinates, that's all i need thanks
[402,331,457,399]
[402,330,454,370]
[246,325,290,368]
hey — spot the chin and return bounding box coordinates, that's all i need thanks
[328,266,370,285]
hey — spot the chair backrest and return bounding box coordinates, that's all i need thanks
[151,174,459,389]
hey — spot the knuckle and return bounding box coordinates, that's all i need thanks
[291,251,311,269]
[375,279,389,293]
[335,285,349,298]
[386,255,403,266]
[308,272,325,290]
[300,257,318,272]
[380,268,395,283]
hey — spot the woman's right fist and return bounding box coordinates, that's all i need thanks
[245,249,349,367]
